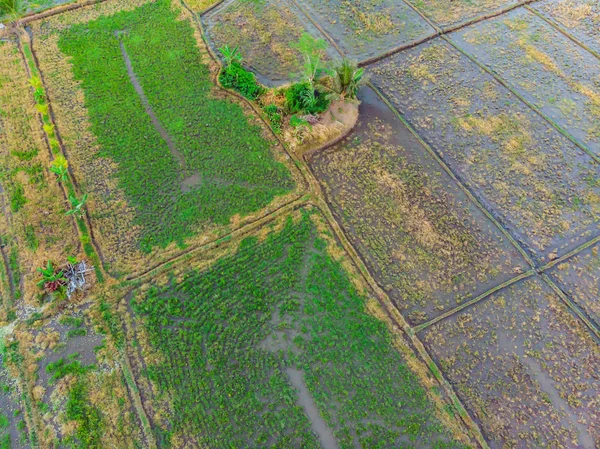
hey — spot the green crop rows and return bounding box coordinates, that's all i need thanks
[131,210,467,448]
[57,0,294,253]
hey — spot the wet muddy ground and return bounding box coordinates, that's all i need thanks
[309,87,529,325]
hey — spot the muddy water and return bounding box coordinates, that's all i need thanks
[285,368,340,449]
[498,332,596,449]
[116,34,201,192]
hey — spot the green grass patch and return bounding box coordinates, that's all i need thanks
[57,0,294,253]
[132,211,467,448]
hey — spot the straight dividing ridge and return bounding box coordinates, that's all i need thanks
[414,233,600,333]
[524,4,600,62]
[359,0,541,68]
[540,273,600,341]
[17,29,107,280]
[441,35,600,164]
[366,81,537,268]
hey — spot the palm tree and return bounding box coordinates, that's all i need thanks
[329,58,365,100]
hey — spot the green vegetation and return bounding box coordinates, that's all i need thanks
[46,355,93,383]
[58,0,294,253]
[132,211,466,448]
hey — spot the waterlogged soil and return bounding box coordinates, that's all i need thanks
[0,353,29,449]
[130,211,469,449]
[309,87,528,325]
[532,0,600,56]
[204,0,338,86]
[369,39,600,264]
[453,8,600,159]
[405,0,519,27]
[549,242,600,328]
[421,276,600,449]
[296,0,435,60]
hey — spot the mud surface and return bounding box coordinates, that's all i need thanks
[421,276,600,449]
[369,38,600,264]
[203,0,338,86]
[453,8,600,159]
[309,86,529,325]
[532,0,600,56]
[295,0,435,60]
[549,242,600,328]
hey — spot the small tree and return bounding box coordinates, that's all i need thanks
[330,58,365,100]
[66,193,88,219]
[219,45,242,68]
[0,0,30,22]
[49,155,69,182]
[37,260,67,292]
[291,33,328,85]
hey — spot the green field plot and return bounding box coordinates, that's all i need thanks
[0,39,79,307]
[296,0,435,60]
[405,0,519,28]
[549,242,600,327]
[30,0,298,275]
[421,277,600,448]
[369,40,600,264]
[453,8,600,159]
[308,87,528,325]
[204,0,337,85]
[532,0,600,56]
[127,209,471,448]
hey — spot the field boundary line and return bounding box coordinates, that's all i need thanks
[183,0,314,193]
[367,81,536,267]
[524,5,600,61]
[442,35,600,164]
[541,273,600,341]
[18,0,109,24]
[125,195,310,284]
[198,0,226,16]
[120,347,158,449]
[537,235,600,273]
[413,270,536,333]
[360,0,540,68]
[17,28,108,281]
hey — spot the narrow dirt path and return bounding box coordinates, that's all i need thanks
[285,368,340,449]
[116,32,201,192]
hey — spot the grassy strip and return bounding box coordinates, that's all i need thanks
[131,210,468,448]
[56,0,294,254]
[19,35,104,283]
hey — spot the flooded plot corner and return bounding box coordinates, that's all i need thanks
[203,0,339,86]
[531,0,600,57]
[548,241,600,329]
[421,276,600,449]
[452,7,600,160]
[405,0,521,28]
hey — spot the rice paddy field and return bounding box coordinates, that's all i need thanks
[0,0,599,448]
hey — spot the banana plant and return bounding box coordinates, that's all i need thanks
[49,155,69,182]
[65,193,88,219]
[36,260,66,292]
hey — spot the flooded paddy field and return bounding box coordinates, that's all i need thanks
[369,39,600,265]
[309,87,529,326]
